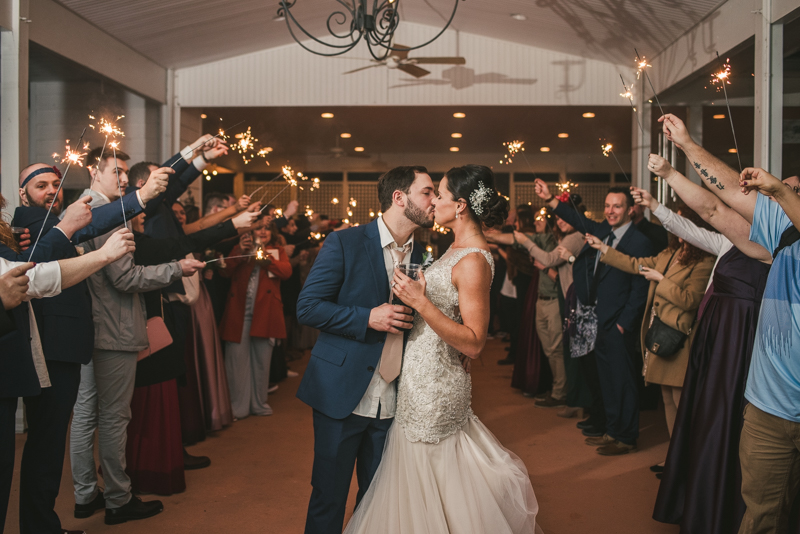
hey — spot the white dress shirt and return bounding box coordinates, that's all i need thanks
[352,216,413,419]
[0,258,62,387]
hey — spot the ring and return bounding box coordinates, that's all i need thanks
[391,281,396,288]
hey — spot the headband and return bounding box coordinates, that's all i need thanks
[21,166,62,189]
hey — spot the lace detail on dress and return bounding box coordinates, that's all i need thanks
[395,247,494,444]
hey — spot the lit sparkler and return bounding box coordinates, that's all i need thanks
[500,140,525,165]
[710,58,731,90]
[712,52,741,172]
[168,119,244,169]
[256,248,265,261]
[260,165,299,211]
[556,181,578,195]
[305,206,314,217]
[234,127,257,164]
[53,140,90,167]
[634,49,665,117]
[601,143,631,183]
[620,75,646,137]
[331,198,340,205]
[205,253,258,264]
[349,198,357,207]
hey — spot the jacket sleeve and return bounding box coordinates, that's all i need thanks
[265,246,292,281]
[653,204,727,255]
[615,240,656,332]
[655,257,714,311]
[142,150,195,217]
[91,230,182,293]
[526,233,568,268]
[179,220,238,254]
[71,192,143,244]
[599,246,660,274]
[18,227,75,263]
[553,202,604,236]
[296,232,372,342]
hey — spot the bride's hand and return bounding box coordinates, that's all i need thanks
[392,268,427,309]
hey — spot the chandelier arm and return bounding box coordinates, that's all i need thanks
[379,0,462,53]
[284,17,363,56]
[279,0,360,49]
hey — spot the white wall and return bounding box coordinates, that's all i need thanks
[175,23,633,108]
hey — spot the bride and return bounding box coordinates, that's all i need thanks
[343,165,543,534]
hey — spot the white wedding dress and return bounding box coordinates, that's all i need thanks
[344,247,544,534]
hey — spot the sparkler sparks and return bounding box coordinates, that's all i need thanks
[601,143,631,183]
[331,198,340,205]
[556,181,578,195]
[53,140,90,167]
[709,58,732,91]
[712,52,741,171]
[256,248,265,261]
[234,127,257,164]
[620,75,646,137]
[635,56,652,80]
[500,140,525,165]
[601,143,614,157]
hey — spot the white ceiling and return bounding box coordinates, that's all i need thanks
[57,0,725,69]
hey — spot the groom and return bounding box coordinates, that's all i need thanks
[296,166,435,534]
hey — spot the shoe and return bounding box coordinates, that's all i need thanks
[581,426,605,437]
[576,419,598,430]
[585,434,616,446]
[535,396,567,408]
[286,370,299,378]
[63,529,87,534]
[104,495,163,525]
[596,441,637,456]
[650,463,665,473]
[183,448,211,470]
[74,491,104,519]
[268,384,279,393]
[557,407,583,418]
[497,357,514,366]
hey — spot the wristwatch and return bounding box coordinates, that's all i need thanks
[568,255,576,264]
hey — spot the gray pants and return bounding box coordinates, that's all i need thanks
[225,315,274,419]
[70,350,137,509]
[536,298,566,400]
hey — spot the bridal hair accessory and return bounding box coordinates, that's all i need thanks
[469,181,493,216]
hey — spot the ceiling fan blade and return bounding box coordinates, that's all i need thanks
[411,57,466,65]
[343,63,383,75]
[393,44,410,60]
[398,63,430,78]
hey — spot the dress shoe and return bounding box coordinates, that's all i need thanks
[104,495,163,525]
[581,426,605,437]
[535,396,567,408]
[497,357,515,366]
[63,529,87,534]
[650,463,665,473]
[184,448,211,470]
[596,441,637,456]
[74,491,104,518]
[557,407,583,418]
[576,419,596,430]
[585,434,616,446]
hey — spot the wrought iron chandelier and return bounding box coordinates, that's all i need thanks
[276,0,463,60]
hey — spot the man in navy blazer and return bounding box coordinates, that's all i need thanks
[536,180,652,455]
[296,166,435,534]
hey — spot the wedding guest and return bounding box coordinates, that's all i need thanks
[586,207,714,453]
[219,220,291,419]
[536,180,653,455]
[631,203,669,253]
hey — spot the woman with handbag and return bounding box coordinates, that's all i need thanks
[220,219,291,419]
[585,207,715,449]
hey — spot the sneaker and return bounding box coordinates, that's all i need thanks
[104,495,163,525]
[534,396,565,408]
[74,491,105,519]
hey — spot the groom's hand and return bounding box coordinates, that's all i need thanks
[369,303,413,335]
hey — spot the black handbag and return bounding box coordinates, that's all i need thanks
[643,250,686,358]
[644,315,686,357]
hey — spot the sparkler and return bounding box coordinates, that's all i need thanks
[169,119,245,169]
[500,140,525,165]
[52,140,90,167]
[260,165,298,212]
[28,128,88,261]
[89,114,125,189]
[620,75,645,137]
[634,49,665,117]
[601,143,631,183]
[712,52,741,172]
[204,253,258,264]
[234,127,257,164]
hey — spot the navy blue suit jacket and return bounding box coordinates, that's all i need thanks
[553,203,653,332]
[295,219,423,419]
[143,153,200,240]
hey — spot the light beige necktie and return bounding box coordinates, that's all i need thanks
[379,244,410,382]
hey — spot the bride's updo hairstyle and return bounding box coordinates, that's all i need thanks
[444,164,509,228]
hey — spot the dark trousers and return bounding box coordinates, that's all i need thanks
[594,326,639,445]
[507,274,532,362]
[579,352,606,429]
[0,360,82,534]
[304,409,392,534]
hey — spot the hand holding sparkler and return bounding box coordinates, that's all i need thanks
[232,209,260,229]
[648,153,675,179]
[739,168,784,197]
[533,179,556,204]
[0,263,34,310]
[203,139,229,161]
[179,258,206,276]
[191,134,216,159]
[236,194,252,212]
[630,186,659,211]
[99,228,136,263]
[56,195,93,239]
[658,114,693,150]
[555,245,573,262]
[240,232,254,254]
[284,200,299,218]
[138,167,175,203]
[584,234,608,254]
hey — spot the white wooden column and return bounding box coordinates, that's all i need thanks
[754,0,784,175]
[1,0,29,209]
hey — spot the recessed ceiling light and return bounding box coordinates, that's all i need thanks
[321,112,334,119]
[354,146,365,152]
[451,133,462,138]
[340,133,351,138]
[453,112,466,118]
[510,13,527,21]
[450,147,460,152]
[582,112,595,118]
[728,148,737,153]
[540,147,550,152]
[200,113,207,119]
[713,114,725,119]
[557,133,569,138]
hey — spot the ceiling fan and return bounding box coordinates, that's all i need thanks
[343,45,466,78]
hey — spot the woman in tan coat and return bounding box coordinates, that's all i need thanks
[585,207,715,442]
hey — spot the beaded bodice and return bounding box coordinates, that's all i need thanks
[395,247,494,444]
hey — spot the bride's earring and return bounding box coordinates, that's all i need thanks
[455,210,459,219]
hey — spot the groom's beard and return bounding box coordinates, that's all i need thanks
[404,198,435,228]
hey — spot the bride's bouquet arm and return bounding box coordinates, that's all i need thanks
[392,251,491,359]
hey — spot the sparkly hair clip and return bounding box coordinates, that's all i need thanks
[469,181,493,216]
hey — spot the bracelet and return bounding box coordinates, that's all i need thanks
[544,194,554,203]
[201,152,209,163]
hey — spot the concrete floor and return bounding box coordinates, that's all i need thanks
[8,338,681,533]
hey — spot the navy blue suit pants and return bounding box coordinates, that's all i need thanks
[594,326,640,445]
[304,408,392,534]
